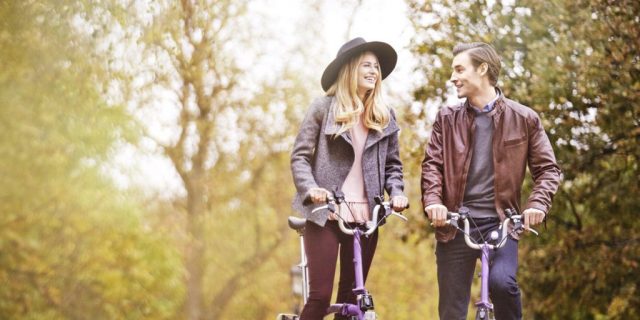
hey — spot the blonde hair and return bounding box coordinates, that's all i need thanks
[325,51,390,136]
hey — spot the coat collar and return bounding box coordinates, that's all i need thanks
[323,96,399,149]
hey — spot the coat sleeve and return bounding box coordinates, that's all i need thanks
[525,114,562,213]
[421,109,445,209]
[384,109,405,198]
[290,98,326,196]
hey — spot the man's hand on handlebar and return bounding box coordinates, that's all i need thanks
[391,195,409,212]
[522,208,545,230]
[425,203,448,227]
[307,187,331,204]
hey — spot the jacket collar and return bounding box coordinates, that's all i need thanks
[323,96,399,149]
[464,88,506,119]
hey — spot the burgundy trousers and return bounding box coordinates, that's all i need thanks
[299,220,379,320]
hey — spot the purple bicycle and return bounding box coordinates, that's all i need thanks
[445,207,538,320]
[277,192,407,320]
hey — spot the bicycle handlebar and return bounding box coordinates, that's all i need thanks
[304,193,408,236]
[446,212,511,250]
[446,211,538,250]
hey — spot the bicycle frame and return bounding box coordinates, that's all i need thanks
[320,197,406,320]
[279,195,407,320]
[476,239,495,319]
[446,208,534,320]
[326,227,371,319]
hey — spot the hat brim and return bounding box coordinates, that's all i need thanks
[321,41,397,92]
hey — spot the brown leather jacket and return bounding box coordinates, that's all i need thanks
[421,94,562,243]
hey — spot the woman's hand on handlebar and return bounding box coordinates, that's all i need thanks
[391,195,409,212]
[425,204,448,227]
[307,187,331,204]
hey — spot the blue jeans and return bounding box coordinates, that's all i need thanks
[435,218,522,320]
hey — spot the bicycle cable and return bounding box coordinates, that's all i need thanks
[450,216,499,263]
[467,215,487,245]
[332,203,365,248]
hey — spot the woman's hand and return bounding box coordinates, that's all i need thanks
[391,195,409,212]
[307,187,331,204]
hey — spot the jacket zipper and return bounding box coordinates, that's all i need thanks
[457,112,475,210]
[492,110,503,220]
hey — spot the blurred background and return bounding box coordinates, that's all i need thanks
[1,0,638,319]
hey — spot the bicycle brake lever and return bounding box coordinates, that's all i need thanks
[390,212,408,222]
[525,227,539,236]
[511,219,539,236]
[438,218,458,229]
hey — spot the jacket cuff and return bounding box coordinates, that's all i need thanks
[389,188,404,198]
[525,201,549,214]
[422,195,443,207]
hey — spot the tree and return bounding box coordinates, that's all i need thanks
[0,1,183,318]
[407,0,639,318]
[111,0,331,318]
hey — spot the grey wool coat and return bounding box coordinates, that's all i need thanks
[290,95,405,226]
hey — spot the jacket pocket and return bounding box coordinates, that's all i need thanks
[503,135,527,147]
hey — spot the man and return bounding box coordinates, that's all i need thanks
[421,42,561,319]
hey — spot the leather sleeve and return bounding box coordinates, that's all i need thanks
[525,114,562,213]
[421,110,445,211]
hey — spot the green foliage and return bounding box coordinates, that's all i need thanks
[408,0,639,318]
[0,1,183,318]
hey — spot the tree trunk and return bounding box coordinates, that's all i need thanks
[185,177,206,320]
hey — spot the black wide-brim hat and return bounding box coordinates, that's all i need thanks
[321,37,397,92]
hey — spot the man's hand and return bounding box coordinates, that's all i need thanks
[522,208,545,230]
[307,187,331,204]
[391,195,409,212]
[425,204,448,227]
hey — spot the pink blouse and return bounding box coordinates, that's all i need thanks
[330,116,370,223]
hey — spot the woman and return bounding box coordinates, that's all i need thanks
[290,37,408,320]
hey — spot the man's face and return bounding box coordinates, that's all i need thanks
[450,51,486,99]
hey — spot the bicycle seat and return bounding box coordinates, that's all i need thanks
[288,216,307,231]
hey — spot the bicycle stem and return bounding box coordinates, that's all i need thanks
[477,244,493,310]
[352,229,366,295]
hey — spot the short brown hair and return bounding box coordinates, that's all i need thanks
[453,42,501,86]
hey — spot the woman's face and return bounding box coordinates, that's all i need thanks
[356,52,380,98]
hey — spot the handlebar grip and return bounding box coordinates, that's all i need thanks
[392,203,410,210]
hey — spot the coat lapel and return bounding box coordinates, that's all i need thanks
[364,112,399,150]
[323,96,399,148]
[323,97,353,145]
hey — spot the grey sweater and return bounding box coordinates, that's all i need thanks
[463,112,498,218]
